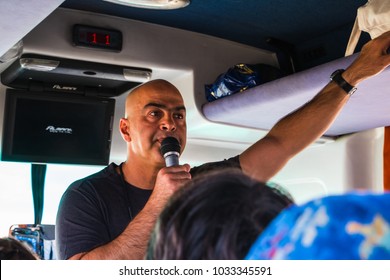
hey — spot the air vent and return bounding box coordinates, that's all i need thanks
[301,46,326,61]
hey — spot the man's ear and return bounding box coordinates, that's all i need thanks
[119,118,131,142]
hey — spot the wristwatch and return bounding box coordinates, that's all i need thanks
[330,69,357,95]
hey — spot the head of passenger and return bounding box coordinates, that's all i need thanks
[0,237,39,260]
[120,79,187,167]
[146,168,294,259]
[245,192,390,260]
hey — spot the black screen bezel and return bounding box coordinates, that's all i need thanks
[1,89,115,165]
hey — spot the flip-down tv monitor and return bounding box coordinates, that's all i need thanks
[1,89,115,165]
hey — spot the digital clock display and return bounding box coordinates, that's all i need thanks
[73,25,122,52]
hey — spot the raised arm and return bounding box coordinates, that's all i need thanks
[240,31,390,182]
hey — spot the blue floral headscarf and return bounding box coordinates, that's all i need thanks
[245,193,390,260]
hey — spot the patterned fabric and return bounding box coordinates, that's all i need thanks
[245,193,390,260]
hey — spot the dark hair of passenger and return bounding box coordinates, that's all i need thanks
[0,237,39,260]
[146,168,294,260]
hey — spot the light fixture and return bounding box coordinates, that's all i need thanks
[103,0,190,10]
[20,58,60,72]
[0,40,23,63]
[123,68,152,83]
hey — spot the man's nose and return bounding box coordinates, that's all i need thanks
[160,115,176,131]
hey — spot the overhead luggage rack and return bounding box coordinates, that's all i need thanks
[202,53,390,137]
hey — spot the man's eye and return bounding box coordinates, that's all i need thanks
[149,111,161,117]
[174,113,184,119]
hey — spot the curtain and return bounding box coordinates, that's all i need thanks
[31,164,47,225]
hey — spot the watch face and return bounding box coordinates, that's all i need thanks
[330,69,356,95]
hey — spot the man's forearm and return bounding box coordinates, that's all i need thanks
[268,35,390,157]
[70,203,159,260]
[267,81,350,155]
[240,76,351,182]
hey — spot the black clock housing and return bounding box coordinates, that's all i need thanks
[73,24,122,52]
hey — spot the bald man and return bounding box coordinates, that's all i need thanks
[56,31,390,259]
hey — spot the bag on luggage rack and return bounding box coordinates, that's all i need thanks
[205,63,283,102]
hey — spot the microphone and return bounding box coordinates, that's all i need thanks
[160,137,181,167]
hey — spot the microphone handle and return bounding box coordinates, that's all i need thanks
[164,151,180,167]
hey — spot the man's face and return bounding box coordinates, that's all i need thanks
[124,81,187,166]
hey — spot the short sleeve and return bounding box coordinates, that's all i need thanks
[190,155,241,178]
[55,182,111,259]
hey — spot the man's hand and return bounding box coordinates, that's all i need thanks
[345,30,390,86]
[149,164,191,214]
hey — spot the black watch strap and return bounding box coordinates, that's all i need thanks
[330,69,357,95]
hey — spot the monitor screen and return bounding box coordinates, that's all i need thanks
[1,89,115,165]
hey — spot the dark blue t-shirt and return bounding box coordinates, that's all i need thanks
[56,156,240,259]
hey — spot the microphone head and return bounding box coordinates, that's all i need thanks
[160,137,181,157]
